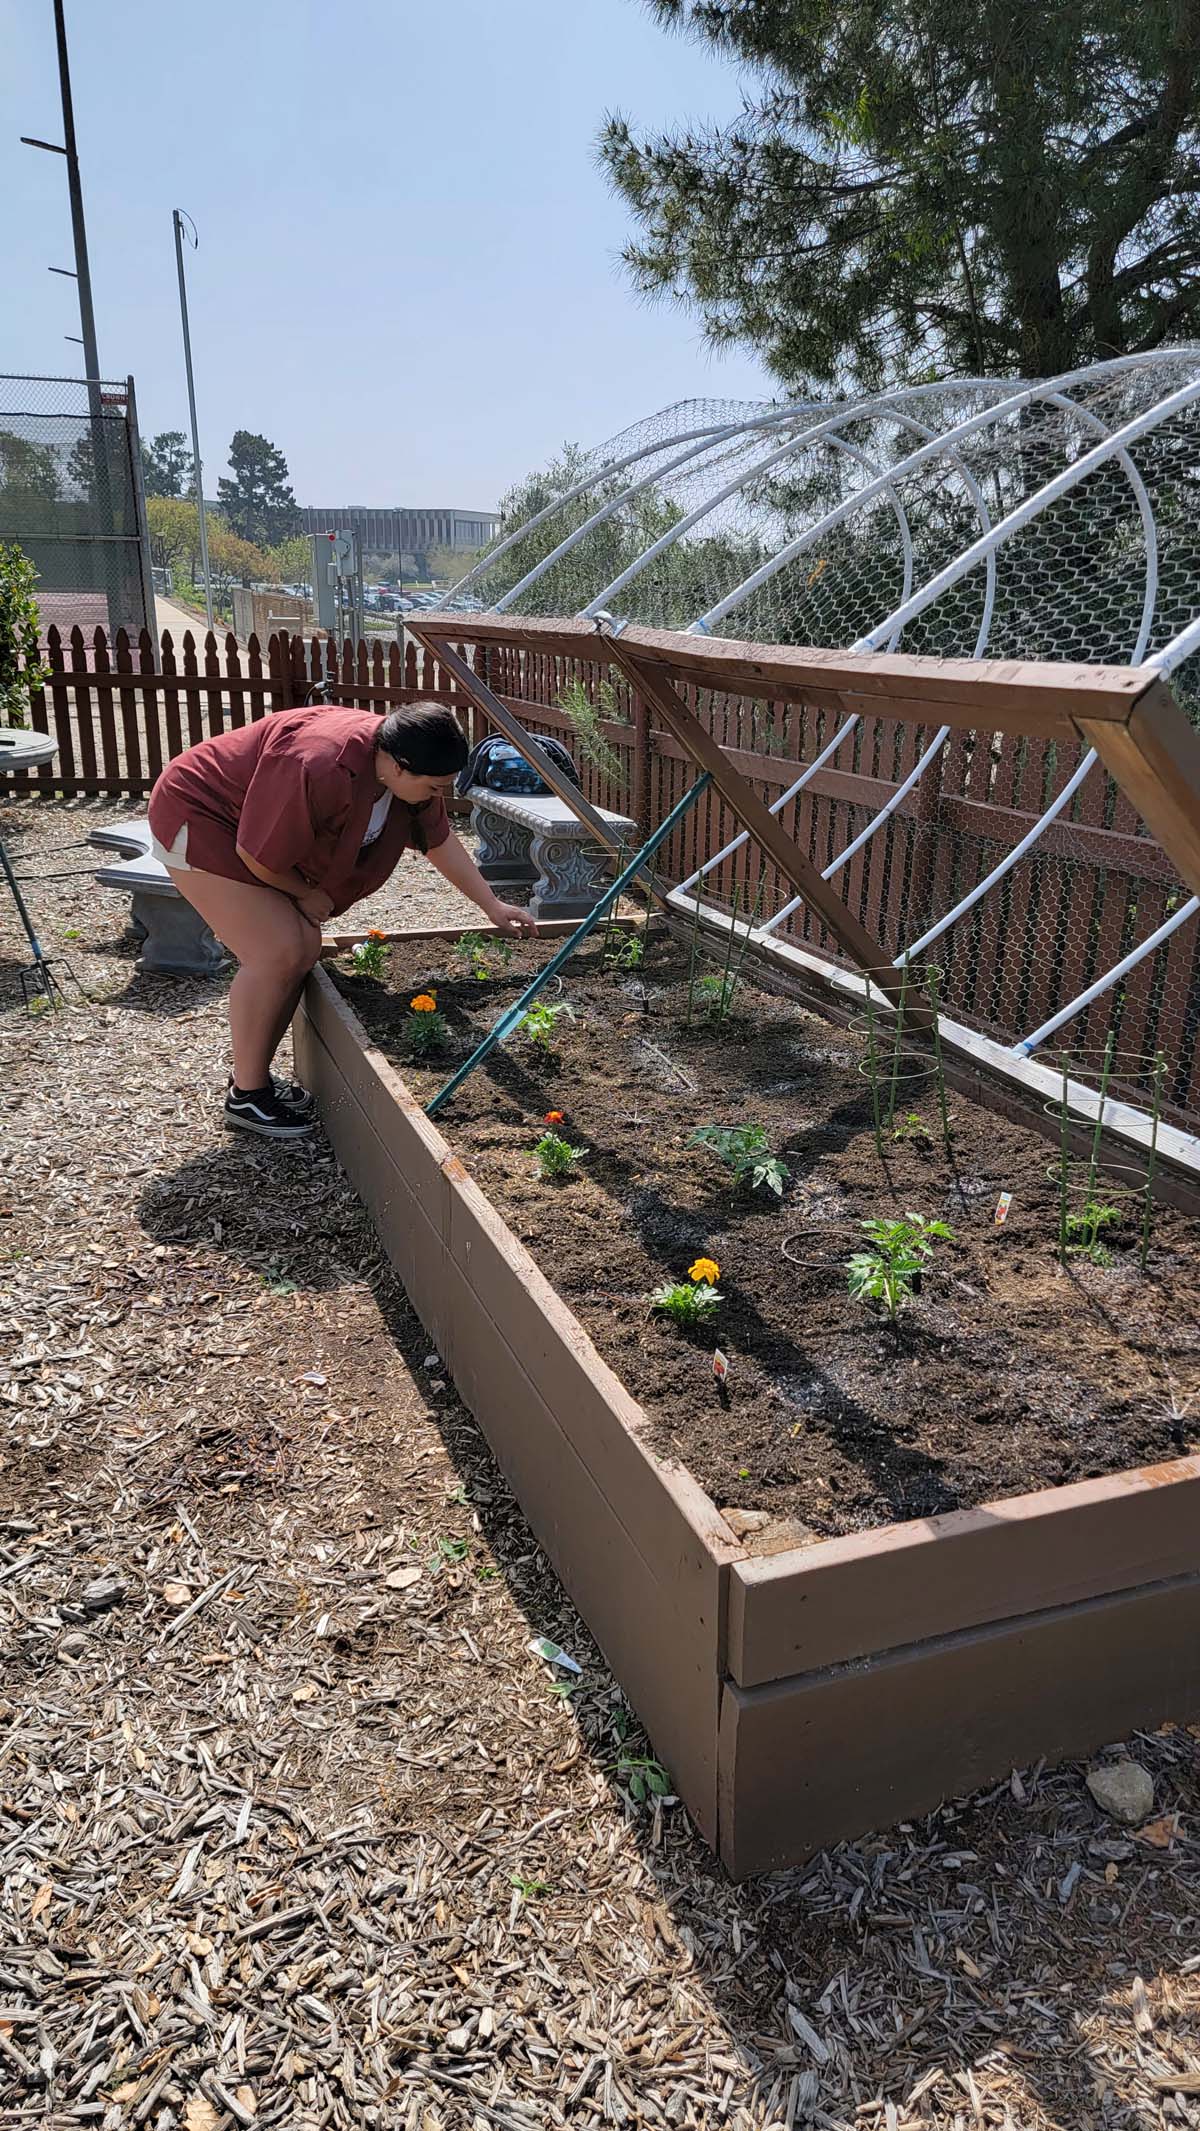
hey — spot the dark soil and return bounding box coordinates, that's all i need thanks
[334,930,1200,1541]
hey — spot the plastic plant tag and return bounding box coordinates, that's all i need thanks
[527,1637,581,1674]
[994,1191,1014,1225]
[713,1350,730,1383]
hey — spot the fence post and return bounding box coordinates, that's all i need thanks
[908,728,946,939]
[269,631,295,713]
[631,680,651,833]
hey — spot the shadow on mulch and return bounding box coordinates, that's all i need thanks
[362,1248,1200,2131]
[96,964,231,1018]
[134,1104,1200,2130]
[136,1135,374,1291]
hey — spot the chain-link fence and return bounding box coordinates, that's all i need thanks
[0,372,153,637]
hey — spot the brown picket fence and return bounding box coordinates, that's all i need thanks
[11,621,1200,1123]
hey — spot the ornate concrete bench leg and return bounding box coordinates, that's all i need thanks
[528,830,611,920]
[471,801,538,890]
[132,891,227,974]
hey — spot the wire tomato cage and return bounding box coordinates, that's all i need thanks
[849,959,953,1167]
[1045,1036,1170,1273]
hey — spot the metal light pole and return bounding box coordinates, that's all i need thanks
[172,209,213,632]
[22,0,117,629]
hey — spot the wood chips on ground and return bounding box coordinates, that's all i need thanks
[1,796,1199,2131]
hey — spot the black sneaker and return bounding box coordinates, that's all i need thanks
[273,1075,314,1115]
[227,1073,313,1117]
[224,1083,314,1139]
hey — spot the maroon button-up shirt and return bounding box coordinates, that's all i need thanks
[148,707,451,918]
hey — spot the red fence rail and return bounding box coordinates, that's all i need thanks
[11,622,1199,1121]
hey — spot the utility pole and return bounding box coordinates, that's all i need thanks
[173,210,213,632]
[23,0,117,630]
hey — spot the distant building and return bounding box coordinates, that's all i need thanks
[299,504,498,571]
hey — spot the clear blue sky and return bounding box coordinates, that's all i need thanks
[3,0,772,510]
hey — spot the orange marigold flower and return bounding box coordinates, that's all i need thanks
[688,1256,720,1286]
[544,1110,565,1125]
[410,993,437,1013]
[367,928,388,941]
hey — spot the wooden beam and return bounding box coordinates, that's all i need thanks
[405,622,675,910]
[1075,677,1200,898]
[411,610,1151,727]
[604,635,918,1014]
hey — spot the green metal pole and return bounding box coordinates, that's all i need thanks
[426,773,711,1117]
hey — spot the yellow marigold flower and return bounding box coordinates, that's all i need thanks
[689,1256,720,1285]
[410,993,437,1013]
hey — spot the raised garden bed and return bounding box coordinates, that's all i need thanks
[298,927,1200,1877]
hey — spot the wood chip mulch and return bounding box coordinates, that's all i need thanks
[2,796,1199,2131]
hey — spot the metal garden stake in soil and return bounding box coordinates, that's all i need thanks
[425,774,710,1116]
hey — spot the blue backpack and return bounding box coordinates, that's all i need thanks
[456,733,580,798]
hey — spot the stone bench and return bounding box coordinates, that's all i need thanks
[468,787,638,920]
[92,839,227,975]
[86,818,154,860]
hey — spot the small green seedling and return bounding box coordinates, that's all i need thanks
[650,1278,722,1327]
[430,1535,470,1567]
[690,1122,789,1198]
[511,1873,550,1899]
[695,971,735,1022]
[261,1261,298,1297]
[454,930,492,980]
[617,1750,672,1804]
[890,1112,932,1144]
[605,931,644,970]
[847,1213,955,1327]
[350,934,389,979]
[1064,1199,1121,1266]
[534,1131,587,1180]
[521,999,575,1049]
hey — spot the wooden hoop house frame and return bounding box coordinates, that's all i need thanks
[408,613,1200,1156]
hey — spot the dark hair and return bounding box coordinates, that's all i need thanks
[376,701,468,852]
[377,702,469,777]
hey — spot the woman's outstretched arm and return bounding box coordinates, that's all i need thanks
[424,831,537,935]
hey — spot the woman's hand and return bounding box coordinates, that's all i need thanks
[296,887,335,926]
[488,898,538,938]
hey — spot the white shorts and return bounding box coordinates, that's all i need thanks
[150,822,192,872]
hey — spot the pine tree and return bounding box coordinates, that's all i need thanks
[599,0,1200,388]
[217,431,299,548]
[141,431,195,499]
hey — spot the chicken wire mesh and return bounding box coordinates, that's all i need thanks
[0,372,153,635]
[449,352,1200,1126]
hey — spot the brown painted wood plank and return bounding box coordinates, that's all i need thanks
[413,614,1150,725]
[719,1572,1200,1878]
[69,629,100,791]
[91,627,122,787]
[181,632,205,747]
[608,640,916,1012]
[43,629,77,786]
[937,795,1184,885]
[137,628,163,783]
[1076,681,1200,898]
[160,631,184,760]
[113,629,143,788]
[727,1454,1200,1687]
[319,915,642,952]
[295,971,732,1843]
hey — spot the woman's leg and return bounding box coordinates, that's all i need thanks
[166,867,321,1090]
